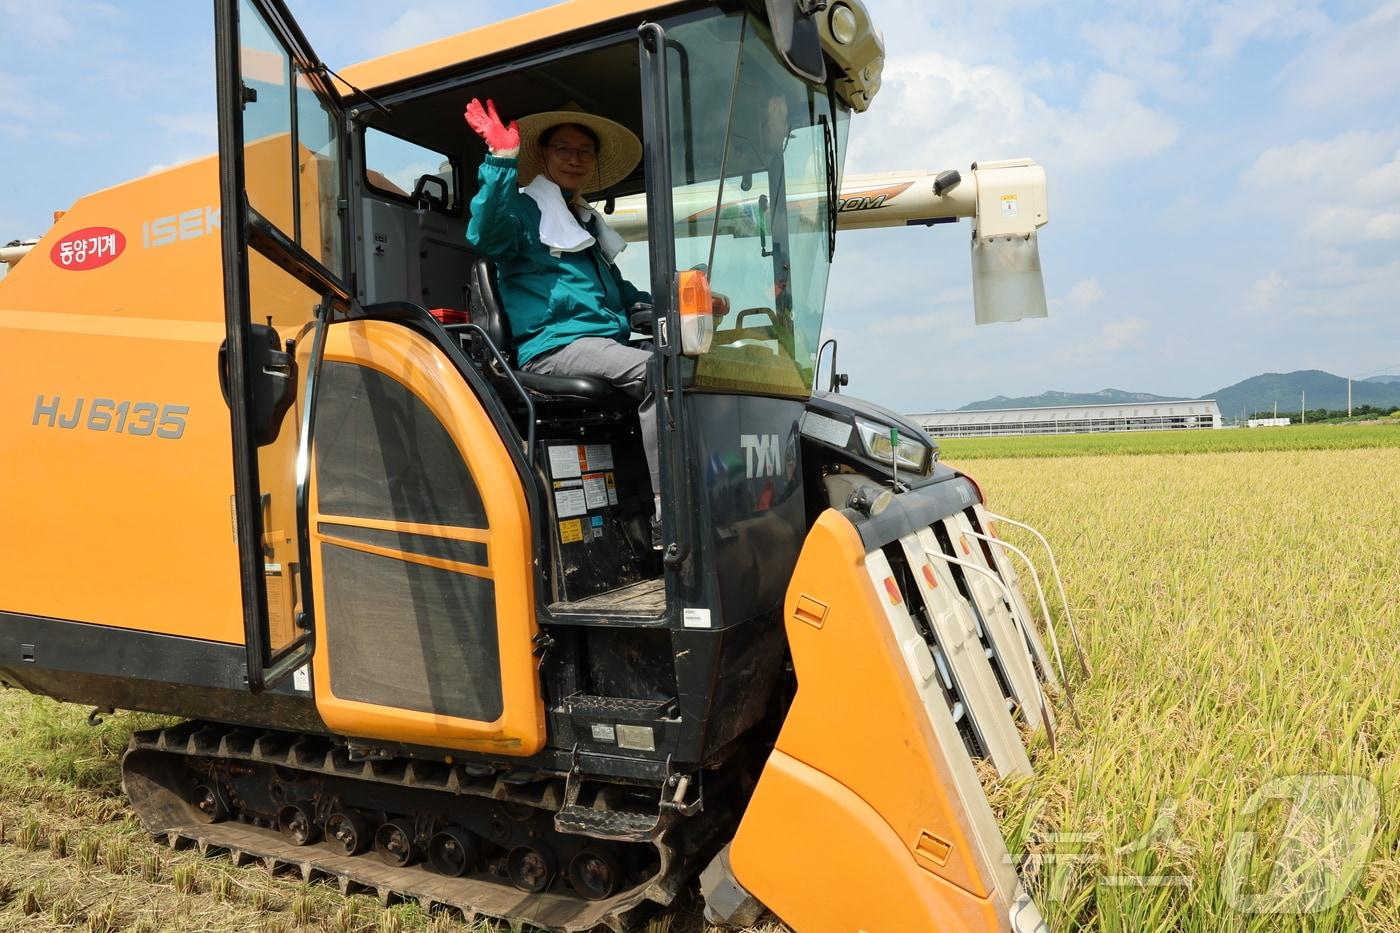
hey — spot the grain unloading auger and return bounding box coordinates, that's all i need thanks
[0,1,1079,929]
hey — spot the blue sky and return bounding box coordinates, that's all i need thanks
[2,1,1397,410]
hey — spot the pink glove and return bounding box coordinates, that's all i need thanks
[464,98,520,153]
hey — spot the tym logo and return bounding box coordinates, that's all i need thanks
[741,434,782,478]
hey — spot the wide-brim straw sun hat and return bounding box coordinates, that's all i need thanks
[515,105,642,195]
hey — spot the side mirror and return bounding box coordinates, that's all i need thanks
[763,0,827,84]
[218,323,296,447]
[411,174,450,212]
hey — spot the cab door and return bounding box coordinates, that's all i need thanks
[216,0,349,691]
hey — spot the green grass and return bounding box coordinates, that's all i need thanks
[937,421,1400,460]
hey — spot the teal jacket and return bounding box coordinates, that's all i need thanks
[466,155,649,367]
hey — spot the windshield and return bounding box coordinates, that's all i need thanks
[656,10,849,398]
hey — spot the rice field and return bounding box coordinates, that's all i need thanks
[0,426,1396,930]
[963,429,1400,931]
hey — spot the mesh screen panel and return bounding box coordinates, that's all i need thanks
[323,544,503,721]
[315,361,487,528]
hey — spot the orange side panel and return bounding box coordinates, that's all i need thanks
[0,156,245,642]
[730,510,1010,931]
[307,321,545,755]
[734,750,1003,932]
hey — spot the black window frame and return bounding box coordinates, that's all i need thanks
[359,124,464,217]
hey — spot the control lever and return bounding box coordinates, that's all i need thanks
[629,301,654,335]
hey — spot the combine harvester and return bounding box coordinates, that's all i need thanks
[0,1,1083,929]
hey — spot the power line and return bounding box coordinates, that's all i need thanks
[1350,362,1400,380]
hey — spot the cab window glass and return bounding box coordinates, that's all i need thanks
[240,1,294,233]
[295,66,344,278]
[237,0,346,278]
[365,127,458,213]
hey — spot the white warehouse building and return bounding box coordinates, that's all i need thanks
[911,399,1223,439]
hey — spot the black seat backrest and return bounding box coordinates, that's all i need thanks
[465,255,632,407]
[468,256,512,365]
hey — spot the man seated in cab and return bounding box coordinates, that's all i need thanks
[463,98,664,547]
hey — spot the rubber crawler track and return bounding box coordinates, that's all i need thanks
[121,721,688,932]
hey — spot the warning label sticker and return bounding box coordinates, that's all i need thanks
[548,445,582,479]
[1000,193,1019,218]
[582,472,610,510]
[558,519,584,544]
[605,473,619,506]
[555,487,587,518]
[581,444,614,471]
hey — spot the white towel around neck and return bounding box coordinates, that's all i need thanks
[520,174,627,263]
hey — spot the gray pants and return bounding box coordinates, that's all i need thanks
[524,337,659,496]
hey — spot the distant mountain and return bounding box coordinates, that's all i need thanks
[951,371,1400,416]
[957,388,1179,411]
[1205,370,1400,417]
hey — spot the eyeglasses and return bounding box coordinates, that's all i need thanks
[546,144,597,162]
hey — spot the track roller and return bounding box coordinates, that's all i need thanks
[568,847,622,900]
[375,818,419,867]
[508,843,558,893]
[277,803,320,846]
[427,827,481,878]
[190,784,228,824]
[324,809,372,857]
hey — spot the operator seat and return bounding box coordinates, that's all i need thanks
[467,256,629,406]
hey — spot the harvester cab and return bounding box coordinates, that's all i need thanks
[0,0,1070,929]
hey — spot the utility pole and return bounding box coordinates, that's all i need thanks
[1348,378,1352,418]
[1302,390,1306,425]
[1274,401,1277,419]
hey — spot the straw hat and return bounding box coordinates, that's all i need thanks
[515,104,642,194]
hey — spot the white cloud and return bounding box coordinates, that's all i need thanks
[1074,1,1327,100]
[1358,150,1400,199]
[0,70,38,120]
[1099,316,1147,351]
[1055,73,1179,167]
[1242,253,1400,319]
[1281,1,1400,109]
[0,1,75,44]
[376,10,446,54]
[1202,0,1328,61]
[1245,131,1400,243]
[1236,126,1399,328]
[1245,131,1398,190]
[1246,271,1286,312]
[367,2,534,56]
[865,308,971,338]
[150,112,217,143]
[1055,315,1148,365]
[0,0,117,45]
[1061,277,1104,310]
[1079,17,1185,96]
[850,53,1176,178]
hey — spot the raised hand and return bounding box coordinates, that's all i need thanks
[464,98,520,153]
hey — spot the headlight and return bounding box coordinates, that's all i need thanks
[854,417,932,475]
[829,3,859,44]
